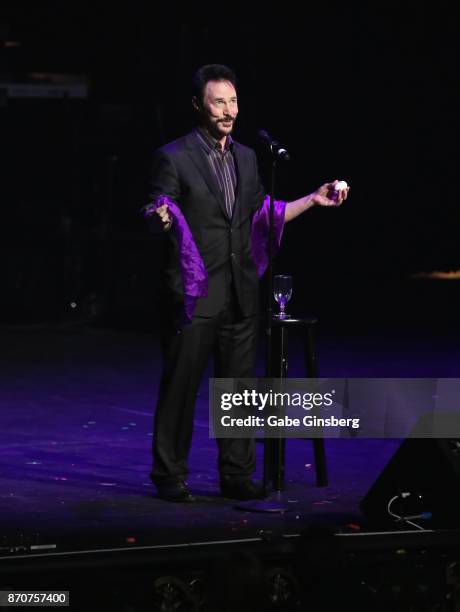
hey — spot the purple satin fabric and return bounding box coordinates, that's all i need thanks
[251,196,287,277]
[143,195,208,321]
[143,195,286,321]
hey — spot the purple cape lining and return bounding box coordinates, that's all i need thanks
[144,195,286,321]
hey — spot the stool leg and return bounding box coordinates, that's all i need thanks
[263,432,272,493]
[272,437,286,491]
[304,324,328,487]
[313,438,328,487]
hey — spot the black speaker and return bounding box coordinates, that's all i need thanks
[361,413,460,529]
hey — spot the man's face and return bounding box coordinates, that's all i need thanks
[197,79,238,140]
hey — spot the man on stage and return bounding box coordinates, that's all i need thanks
[143,64,348,502]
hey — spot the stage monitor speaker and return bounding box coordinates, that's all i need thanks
[361,412,460,529]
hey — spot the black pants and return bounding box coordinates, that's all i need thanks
[151,285,258,485]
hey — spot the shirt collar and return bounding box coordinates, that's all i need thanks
[196,127,233,154]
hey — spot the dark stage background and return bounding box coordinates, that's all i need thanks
[1,4,459,334]
[2,7,460,607]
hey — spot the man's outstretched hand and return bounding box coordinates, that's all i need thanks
[312,179,350,207]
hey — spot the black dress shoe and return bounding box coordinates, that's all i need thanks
[220,478,265,501]
[156,481,196,503]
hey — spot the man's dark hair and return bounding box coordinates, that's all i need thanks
[192,64,237,105]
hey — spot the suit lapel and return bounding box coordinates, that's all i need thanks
[185,132,229,220]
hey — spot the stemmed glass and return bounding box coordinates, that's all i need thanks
[273,275,292,319]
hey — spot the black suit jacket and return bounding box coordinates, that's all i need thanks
[147,130,265,317]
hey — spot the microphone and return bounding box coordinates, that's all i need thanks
[258,130,290,161]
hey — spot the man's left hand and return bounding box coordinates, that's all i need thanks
[312,180,350,207]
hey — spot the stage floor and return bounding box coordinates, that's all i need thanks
[1,324,459,554]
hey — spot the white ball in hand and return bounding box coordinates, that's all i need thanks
[334,180,348,191]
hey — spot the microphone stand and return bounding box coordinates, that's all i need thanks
[235,151,290,513]
[266,158,276,379]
